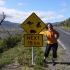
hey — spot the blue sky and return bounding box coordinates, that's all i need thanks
[0,0,70,23]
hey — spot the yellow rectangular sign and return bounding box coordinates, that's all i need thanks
[24,34,43,47]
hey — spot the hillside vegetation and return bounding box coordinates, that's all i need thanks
[59,17,70,30]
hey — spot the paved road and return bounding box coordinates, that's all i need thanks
[54,27,70,53]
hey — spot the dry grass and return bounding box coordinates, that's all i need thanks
[61,26,70,30]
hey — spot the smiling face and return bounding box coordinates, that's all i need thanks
[47,23,53,30]
[47,24,51,28]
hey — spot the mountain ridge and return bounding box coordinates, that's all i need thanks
[1,21,20,27]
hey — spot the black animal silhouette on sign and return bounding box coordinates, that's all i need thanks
[36,22,41,28]
[30,29,36,33]
[24,21,34,28]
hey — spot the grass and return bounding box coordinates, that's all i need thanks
[0,40,45,69]
[65,27,70,30]
[61,26,70,30]
[0,42,23,68]
[0,31,70,70]
[0,32,47,69]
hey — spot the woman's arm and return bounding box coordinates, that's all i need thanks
[39,31,46,36]
[54,30,60,39]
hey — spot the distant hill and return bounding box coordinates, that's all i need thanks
[52,22,60,24]
[45,22,60,26]
[52,22,60,26]
[0,21,23,39]
[1,21,21,27]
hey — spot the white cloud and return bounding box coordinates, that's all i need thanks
[0,7,64,23]
[0,0,5,6]
[34,11,64,22]
[62,3,66,6]
[61,2,66,6]
[18,3,28,6]
[59,9,67,12]
[59,8,70,12]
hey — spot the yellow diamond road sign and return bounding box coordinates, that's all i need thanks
[21,12,46,34]
[24,34,43,46]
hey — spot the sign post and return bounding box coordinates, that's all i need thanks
[32,47,34,64]
[21,12,46,65]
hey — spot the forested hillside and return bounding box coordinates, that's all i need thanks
[59,17,70,28]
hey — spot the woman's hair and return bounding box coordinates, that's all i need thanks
[46,23,53,29]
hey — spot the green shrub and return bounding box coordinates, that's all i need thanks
[0,34,22,53]
[0,40,4,53]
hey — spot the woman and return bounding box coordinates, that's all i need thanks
[39,23,60,66]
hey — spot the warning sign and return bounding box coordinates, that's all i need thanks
[24,34,43,46]
[21,13,46,34]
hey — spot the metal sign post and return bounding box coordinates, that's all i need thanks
[32,47,34,65]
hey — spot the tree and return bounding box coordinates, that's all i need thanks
[0,12,6,25]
